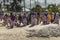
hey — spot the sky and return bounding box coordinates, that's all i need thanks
[0,0,60,4]
[0,0,60,8]
[0,0,2,3]
[22,0,60,8]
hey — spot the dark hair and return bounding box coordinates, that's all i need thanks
[10,12,13,15]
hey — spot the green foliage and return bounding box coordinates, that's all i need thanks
[48,4,57,12]
[57,5,60,12]
[10,0,22,12]
[31,5,42,12]
[18,0,22,3]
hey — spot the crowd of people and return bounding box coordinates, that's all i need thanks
[0,11,59,29]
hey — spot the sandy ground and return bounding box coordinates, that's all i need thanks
[0,20,60,40]
[0,23,59,40]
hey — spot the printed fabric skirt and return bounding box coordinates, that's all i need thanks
[31,17,37,25]
[10,20,15,26]
[22,18,27,26]
[3,19,8,26]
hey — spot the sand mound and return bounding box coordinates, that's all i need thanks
[27,25,60,37]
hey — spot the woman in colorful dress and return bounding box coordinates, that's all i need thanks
[9,13,16,29]
[37,12,40,24]
[22,14,27,26]
[54,12,59,24]
[47,12,51,23]
[41,14,47,25]
[30,12,37,27]
[3,14,8,26]
[51,12,55,23]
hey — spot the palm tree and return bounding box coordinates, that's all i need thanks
[10,0,22,12]
[45,0,47,7]
[6,0,9,11]
[37,0,38,4]
[34,0,36,7]
[23,0,25,11]
[30,0,31,9]
[3,0,5,5]
[48,4,56,12]
[18,0,22,3]
[31,5,42,12]
[7,0,9,2]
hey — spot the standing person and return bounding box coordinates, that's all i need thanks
[30,12,37,27]
[18,14,22,26]
[24,12,30,25]
[22,13,27,26]
[43,14,47,25]
[51,12,55,23]
[28,12,31,24]
[9,13,16,29]
[37,12,40,24]
[41,12,47,25]
[14,13,18,27]
[3,13,8,26]
[54,12,59,24]
[47,12,51,24]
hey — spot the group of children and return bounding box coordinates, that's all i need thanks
[0,11,59,29]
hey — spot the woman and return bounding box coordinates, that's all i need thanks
[47,12,51,23]
[9,13,16,29]
[22,14,27,26]
[37,12,40,24]
[18,14,22,26]
[30,12,37,27]
[51,12,55,23]
[3,14,8,26]
[41,14,47,25]
[54,12,59,24]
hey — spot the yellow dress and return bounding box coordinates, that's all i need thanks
[47,13,51,22]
